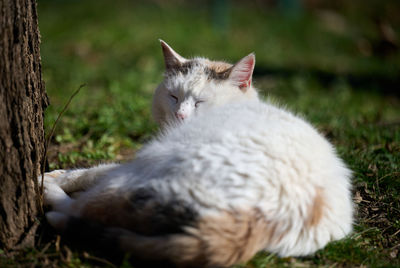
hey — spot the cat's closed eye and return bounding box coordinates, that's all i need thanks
[170,94,178,103]
[195,101,204,108]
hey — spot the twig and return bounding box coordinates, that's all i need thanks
[377,172,400,183]
[83,252,117,268]
[374,119,400,127]
[351,226,379,240]
[39,84,86,212]
[392,229,400,237]
[55,235,61,252]
[39,241,52,255]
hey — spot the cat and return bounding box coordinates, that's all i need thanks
[41,42,353,268]
[152,40,259,128]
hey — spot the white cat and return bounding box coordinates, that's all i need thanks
[41,43,353,268]
[152,40,259,128]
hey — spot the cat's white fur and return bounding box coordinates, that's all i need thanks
[152,40,259,128]
[42,97,353,267]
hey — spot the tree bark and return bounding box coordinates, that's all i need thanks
[0,0,48,250]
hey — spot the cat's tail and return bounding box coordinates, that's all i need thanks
[46,208,269,268]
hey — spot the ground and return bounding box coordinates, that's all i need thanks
[1,0,399,267]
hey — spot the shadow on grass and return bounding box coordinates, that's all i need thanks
[254,65,400,97]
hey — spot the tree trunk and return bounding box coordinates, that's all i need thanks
[0,0,48,250]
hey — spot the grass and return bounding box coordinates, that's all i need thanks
[3,0,400,266]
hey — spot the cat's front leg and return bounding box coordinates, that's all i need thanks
[39,163,120,194]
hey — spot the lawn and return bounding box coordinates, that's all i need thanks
[3,0,399,267]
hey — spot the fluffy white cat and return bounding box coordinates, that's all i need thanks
[41,42,353,268]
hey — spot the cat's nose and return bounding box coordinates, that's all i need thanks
[175,112,186,120]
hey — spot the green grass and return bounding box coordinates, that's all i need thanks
[3,0,399,266]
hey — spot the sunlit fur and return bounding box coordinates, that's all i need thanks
[42,98,353,267]
[41,41,353,267]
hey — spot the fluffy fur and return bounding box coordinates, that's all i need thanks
[42,98,353,267]
[152,41,259,128]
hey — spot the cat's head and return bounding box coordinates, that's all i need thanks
[152,40,258,128]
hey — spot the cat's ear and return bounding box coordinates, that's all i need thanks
[159,40,187,70]
[228,53,255,91]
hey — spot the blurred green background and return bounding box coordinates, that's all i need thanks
[38,0,400,167]
[34,0,400,266]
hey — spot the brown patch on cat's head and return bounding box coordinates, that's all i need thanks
[167,58,233,81]
[204,60,233,81]
[306,187,325,227]
[205,60,232,73]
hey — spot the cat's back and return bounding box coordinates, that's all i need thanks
[159,99,329,156]
[142,99,347,191]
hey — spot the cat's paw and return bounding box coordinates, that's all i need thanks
[45,169,67,179]
[38,169,66,185]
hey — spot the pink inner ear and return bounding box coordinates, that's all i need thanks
[230,54,255,90]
